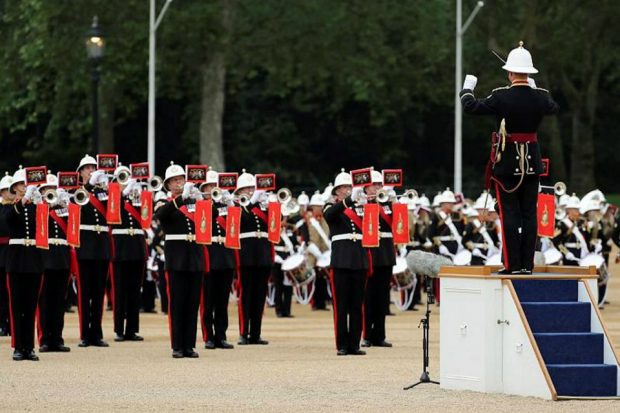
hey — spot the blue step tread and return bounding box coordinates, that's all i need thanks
[534,333,604,364]
[513,279,578,302]
[546,364,618,397]
[521,302,590,333]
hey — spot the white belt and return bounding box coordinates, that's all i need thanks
[80,225,109,233]
[9,239,37,247]
[165,234,196,242]
[112,228,144,236]
[380,232,393,239]
[49,238,68,246]
[239,231,267,239]
[564,243,581,249]
[332,233,363,242]
[211,236,226,244]
[435,235,456,241]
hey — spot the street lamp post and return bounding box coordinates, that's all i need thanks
[85,16,105,154]
[454,0,484,194]
[148,0,174,174]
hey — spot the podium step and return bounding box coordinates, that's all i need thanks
[513,279,578,302]
[546,364,618,397]
[535,333,604,364]
[521,302,590,333]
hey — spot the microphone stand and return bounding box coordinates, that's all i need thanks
[404,277,439,390]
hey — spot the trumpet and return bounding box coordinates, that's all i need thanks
[71,188,90,206]
[401,189,418,201]
[211,187,223,202]
[40,189,58,205]
[148,175,163,192]
[376,189,390,203]
[276,188,292,204]
[236,194,250,207]
[116,169,131,185]
[554,181,567,197]
[283,199,300,215]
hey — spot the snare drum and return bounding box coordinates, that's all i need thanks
[392,258,414,289]
[282,254,312,285]
[316,251,331,279]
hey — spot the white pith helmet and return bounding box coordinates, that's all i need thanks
[502,41,538,74]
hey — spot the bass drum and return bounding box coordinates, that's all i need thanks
[452,250,472,266]
[392,257,414,289]
[543,248,563,265]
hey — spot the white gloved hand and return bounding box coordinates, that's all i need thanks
[181,182,194,200]
[306,243,323,259]
[399,246,407,258]
[438,245,450,256]
[472,248,485,259]
[564,251,577,262]
[274,255,284,265]
[190,187,203,201]
[463,74,478,91]
[351,187,365,203]
[527,77,537,88]
[23,185,38,202]
[250,190,265,205]
[31,189,43,205]
[88,170,104,186]
[594,241,603,254]
[57,188,70,207]
[122,179,138,196]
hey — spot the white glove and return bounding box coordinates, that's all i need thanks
[122,179,138,196]
[274,255,284,265]
[351,187,365,203]
[463,74,478,91]
[190,187,203,201]
[438,245,450,256]
[23,185,38,202]
[594,241,602,254]
[88,170,103,186]
[472,248,485,259]
[398,246,408,258]
[564,251,577,262]
[57,188,71,207]
[306,243,323,259]
[181,182,194,200]
[527,77,537,88]
[249,190,264,204]
[486,246,499,257]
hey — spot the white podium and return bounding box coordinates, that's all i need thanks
[438,265,616,400]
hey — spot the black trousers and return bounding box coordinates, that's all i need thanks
[495,175,539,271]
[166,270,202,351]
[38,269,70,347]
[312,270,328,310]
[272,264,292,316]
[200,269,234,344]
[76,259,109,341]
[363,266,391,343]
[237,266,270,341]
[157,262,167,313]
[0,268,10,331]
[112,261,144,336]
[330,268,366,351]
[141,270,157,312]
[7,272,42,351]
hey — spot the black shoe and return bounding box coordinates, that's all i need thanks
[237,336,249,345]
[114,334,125,342]
[250,338,269,345]
[205,340,216,350]
[172,350,184,359]
[78,340,90,347]
[55,345,71,352]
[520,269,533,275]
[337,348,348,356]
[183,349,199,358]
[24,350,39,361]
[12,350,25,361]
[39,344,51,353]
[216,340,234,349]
[497,268,520,275]
[361,340,372,348]
[282,314,294,318]
[124,334,144,341]
[92,339,109,347]
[349,349,366,356]
[373,340,393,348]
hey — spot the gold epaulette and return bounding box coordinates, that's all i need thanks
[536,87,550,93]
[491,85,510,93]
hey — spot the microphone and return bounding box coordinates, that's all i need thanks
[406,250,453,279]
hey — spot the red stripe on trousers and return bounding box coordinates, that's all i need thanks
[495,182,510,269]
[237,272,245,336]
[199,273,208,342]
[165,271,173,348]
[75,269,85,340]
[328,269,339,348]
[36,274,45,346]
[6,273,15,348]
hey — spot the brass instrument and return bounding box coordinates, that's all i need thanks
[277,188,292,204]
[554,181,567,196]
[116,169,131,185]
[376,189,390,203]
[211,187,223,202]
[401,189,418,201]
[148,175,163,192]
[236,194,250,207]
[40,189,58,205]
[71,188,90,206]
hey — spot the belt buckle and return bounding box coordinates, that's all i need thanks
[186,234,195,242]
[256,231,262,239]
[95,225,101,233]
[350,233,356,242]
[128,228,135,236]
[25,239,34,247]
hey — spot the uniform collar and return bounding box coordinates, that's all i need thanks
[510,79,529,87]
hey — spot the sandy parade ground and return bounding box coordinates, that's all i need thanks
[1,254,620,413]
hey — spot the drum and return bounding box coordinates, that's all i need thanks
[543,248,563,265]
[579,253,605,269]
[485,253,502,266]
[282,254,312,285]
[452,249,472,266]
[392,258,414,289]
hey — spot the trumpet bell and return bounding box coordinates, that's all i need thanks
[73,188,90,206]
[237,194,250,207]
[43,189,58,205]
[148,175,163,192]
[376,189,389,203]
[211,187,223,202]
[403,189,418,200]
[554,181,567,196]
[117,170,131,185]
[277,188,292,204]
